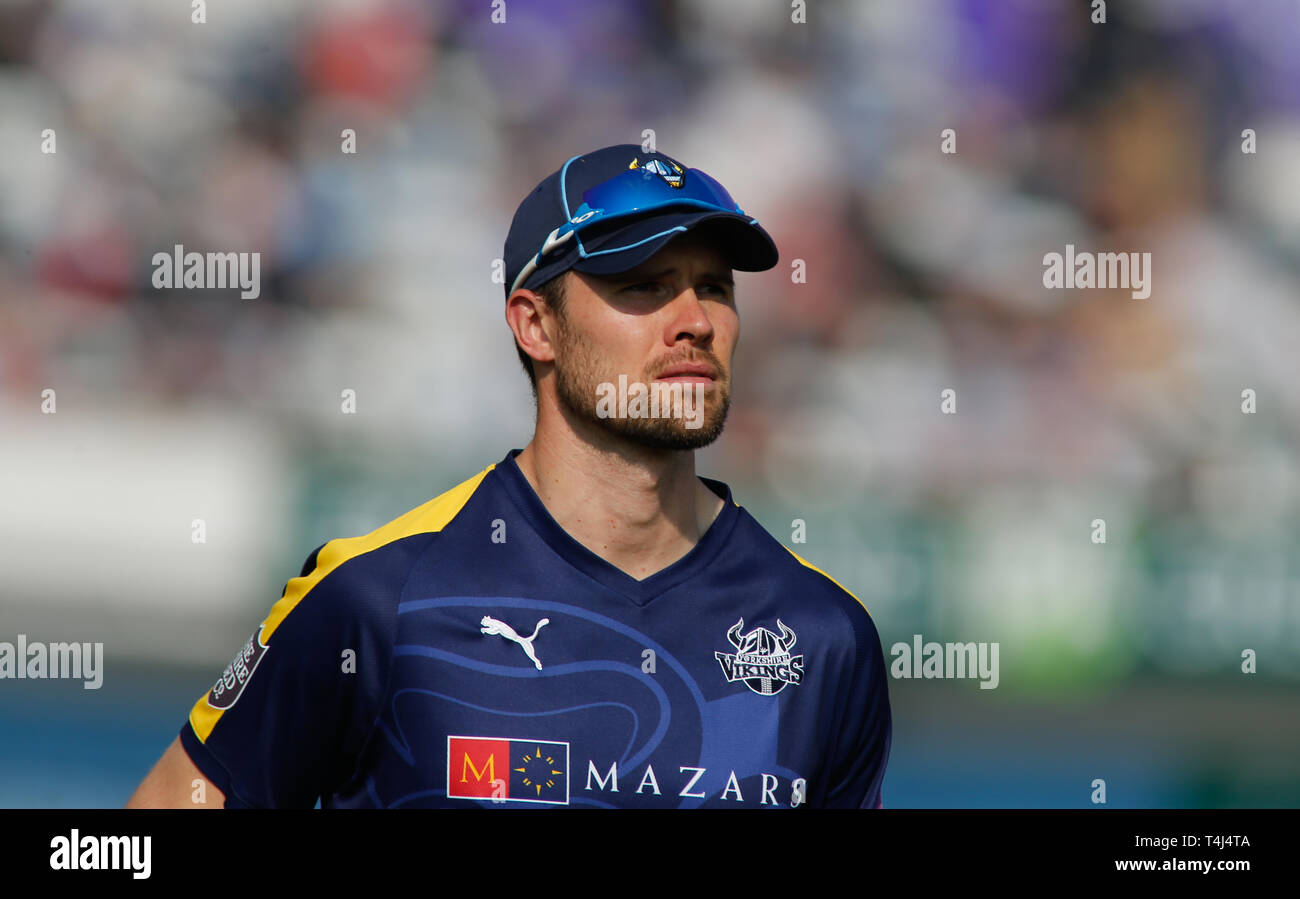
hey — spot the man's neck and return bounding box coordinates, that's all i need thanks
[514,424,724,582]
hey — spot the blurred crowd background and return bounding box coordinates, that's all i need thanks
[2,0,1298,807]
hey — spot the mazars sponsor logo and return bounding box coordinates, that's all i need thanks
[584,760,808,807]
[447,736,809,807]
[50,830,151,880]
[447,736,570,805]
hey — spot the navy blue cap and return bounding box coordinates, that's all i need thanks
[503,144,779,298]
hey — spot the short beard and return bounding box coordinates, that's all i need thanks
[551,317,731,451]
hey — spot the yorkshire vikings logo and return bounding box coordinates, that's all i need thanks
[715,618,804,696]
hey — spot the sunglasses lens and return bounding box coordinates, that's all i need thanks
[580,167,739,221]
[681,168,739,209]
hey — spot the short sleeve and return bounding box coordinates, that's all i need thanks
[178,543,398,808]
[821,605,893,809]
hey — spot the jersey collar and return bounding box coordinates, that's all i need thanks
[494,448,740,606]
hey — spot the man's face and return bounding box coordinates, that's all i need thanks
[548,233,738,451]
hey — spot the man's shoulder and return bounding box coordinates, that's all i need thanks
[377,461,499,540]
[315,461,496,578]
[724,498,879,625]
[780,544,873,617]
[715,501,884,687]
[266,462,500,638]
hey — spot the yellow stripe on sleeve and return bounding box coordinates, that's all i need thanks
[783,545,871,617]
[188,463,496,743]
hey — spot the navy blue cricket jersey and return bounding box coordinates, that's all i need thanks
[180,449,891,808]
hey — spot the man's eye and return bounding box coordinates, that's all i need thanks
[620,282,731,296]
[697,283,734,300]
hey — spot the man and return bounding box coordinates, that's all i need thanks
[127,144,891,808]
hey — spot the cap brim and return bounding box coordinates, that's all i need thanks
[568,210,779,279]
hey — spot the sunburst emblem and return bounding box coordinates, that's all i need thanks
[514,746,565,797]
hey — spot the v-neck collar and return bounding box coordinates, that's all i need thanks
[494,448,740,607]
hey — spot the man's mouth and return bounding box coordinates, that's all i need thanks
[654,363,717,383]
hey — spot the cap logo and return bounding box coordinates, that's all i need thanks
[628,156,684,188]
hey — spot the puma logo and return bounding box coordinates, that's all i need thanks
[480,615,550,670]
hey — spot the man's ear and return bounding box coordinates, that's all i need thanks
[506,289,557,367]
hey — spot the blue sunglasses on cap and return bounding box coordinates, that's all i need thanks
[509,163,758,296]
